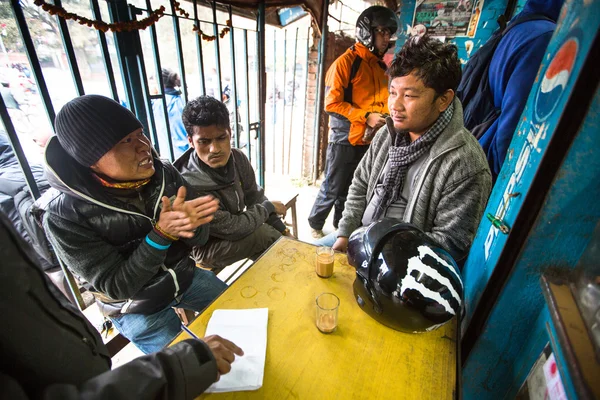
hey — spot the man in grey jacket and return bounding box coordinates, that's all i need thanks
[176,96,288,271]
[327,36,492,262]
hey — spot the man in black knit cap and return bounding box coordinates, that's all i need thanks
[42,94,231,354]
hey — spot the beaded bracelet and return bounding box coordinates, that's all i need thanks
[154,223,179,241]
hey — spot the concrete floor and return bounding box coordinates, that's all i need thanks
[112,173,339,368]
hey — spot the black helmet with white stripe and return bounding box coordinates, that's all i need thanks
[347,219,463,333]
[355,6,398,52]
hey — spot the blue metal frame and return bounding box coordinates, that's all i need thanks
[463,31,600,399]
[462,0,600,337]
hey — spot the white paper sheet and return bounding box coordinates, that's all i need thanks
[205,308,269,393]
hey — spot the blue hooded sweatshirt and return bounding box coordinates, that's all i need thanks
[479,0,565,180]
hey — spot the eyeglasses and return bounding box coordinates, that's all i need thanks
[373,27,392,37]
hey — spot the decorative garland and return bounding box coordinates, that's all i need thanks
[171,1,232,41]
[32,0,165,33]
[32,0,232,41]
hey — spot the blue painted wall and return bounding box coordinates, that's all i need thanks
[463,85,600,398]
[394,0,528,63]
[461,0,596,334]
[461,0,600,395]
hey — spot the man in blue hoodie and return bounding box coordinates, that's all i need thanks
[479,0,564,179]
[152,68,189,159]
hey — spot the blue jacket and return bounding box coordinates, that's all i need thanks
[479,0,564,179]
[152,88,189,159]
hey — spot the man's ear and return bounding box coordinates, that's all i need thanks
[437,89,455,113]
[187,135,193,146]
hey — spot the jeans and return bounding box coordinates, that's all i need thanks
[111,268,226,354]
[314,231,338,247]
[308,143,368,230]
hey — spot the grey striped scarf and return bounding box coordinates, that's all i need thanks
[372,102,454,220]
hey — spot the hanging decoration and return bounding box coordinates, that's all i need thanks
[32,0,165,33]
[32,0,232,41]
[171,1,232,41]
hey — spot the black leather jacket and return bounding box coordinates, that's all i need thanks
[43,136,209,316]
[0,212,218,399]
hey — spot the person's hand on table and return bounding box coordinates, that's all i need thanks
[271,200,287,218]
[203,335,244,381]
[332,237,349,253]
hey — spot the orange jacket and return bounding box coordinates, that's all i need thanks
[324,42,389,146]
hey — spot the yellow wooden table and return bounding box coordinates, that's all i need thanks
[171,237,457,399]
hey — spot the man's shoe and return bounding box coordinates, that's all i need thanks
[311,228,325,239]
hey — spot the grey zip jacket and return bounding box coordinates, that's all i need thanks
[337,98,492,261]
[175,148,277,242]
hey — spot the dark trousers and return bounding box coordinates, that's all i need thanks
[308,143,368,230]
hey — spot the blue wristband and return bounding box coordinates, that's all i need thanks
[145,235,171,250]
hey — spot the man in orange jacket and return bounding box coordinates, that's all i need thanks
[309,6,398,238]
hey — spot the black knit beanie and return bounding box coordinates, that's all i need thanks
[55,94,143,167]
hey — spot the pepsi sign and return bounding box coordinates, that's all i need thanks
[534,35,579,123]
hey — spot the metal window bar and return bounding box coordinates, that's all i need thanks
[0,96,41,200]
[211,1,223,99]
[242,29,251,162]
[54,0,85,97]
[108,1,134,109]
[142,0,175,159]
[193,0,206,96]
[169,0,189,104]
[280,28,287,175]
[136,58,159,151]
[228,5,240,149]
[301,26,311,175]
[90,0,119,101]
[57,256,86,311]
[107,0,147,130]
[271,30,276,173]
[257,2,266,187]
[313,0,330,181]
[286,27,299,175]
[9,0,56,128]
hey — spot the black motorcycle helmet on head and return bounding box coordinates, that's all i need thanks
[355,6,398,53]
[347,219,463,333]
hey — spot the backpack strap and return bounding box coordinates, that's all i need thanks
[343,49,363,105]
